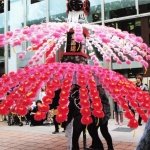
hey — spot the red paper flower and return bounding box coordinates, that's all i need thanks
[60,90,70,98]
[79,87,88,94]
[21,98,32,106]
[0,105,9,115]
[91,95,101,102]
[120,102,129,110]
[56,113,67,123]
[42,96,53,104]
[59,97,69,105]
[77,80,87,87]
[61,85,71,92]
[130,100,138,108]
[81,116,93,125]
[136,107,145,115]
[26,91,36,99]
[128,119,138,129]
[15,106,27,116]
[92,109,104,118]
[38,104,49,112]
[80,99,90,107]
[91,101,102,110]
[79,93,88,100]
[140,103,149,110]
[57,105,69,114]
[40,75,49,81]
[34,111,46,121]
[89,89,99,96]
[80,108,91,116]
[46,89,55,98]
[2,99,14,107]
[140,114,148,123]
[124,110,134,119]
[10,92,20,99]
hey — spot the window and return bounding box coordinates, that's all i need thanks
[149,34,150,45]
[0,0,10,13]
[31,0,44,4]
[92,13,100,22]
[148,17,150,28]
[139,3,150,14]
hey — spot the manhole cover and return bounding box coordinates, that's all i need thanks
[112,127,134,132]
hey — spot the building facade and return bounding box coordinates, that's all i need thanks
[0,0,150,84]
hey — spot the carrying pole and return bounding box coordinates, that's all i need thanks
[83,128,86,150]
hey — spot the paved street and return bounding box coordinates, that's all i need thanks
[0,117,145,150]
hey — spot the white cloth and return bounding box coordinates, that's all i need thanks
[65,119,74,150]
[39,91,46,102]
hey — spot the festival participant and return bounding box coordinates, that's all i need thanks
[87,84,114,150]
[50,89,66,134]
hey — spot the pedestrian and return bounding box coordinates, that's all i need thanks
[135,74,148,126]
[114,101,123,126]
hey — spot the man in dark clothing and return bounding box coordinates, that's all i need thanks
[87,85,114,150]
[67,84,86,150]
[50,89,66,134]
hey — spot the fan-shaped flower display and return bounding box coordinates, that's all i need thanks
[0,22,150,69]
[0,62,149,128]
[0,0,150,130]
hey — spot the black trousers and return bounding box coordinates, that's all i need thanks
[88,119,104,150]
[30,115,43,126]
[88,119,113,150]
[100,121,113,149]
[53,115,59,132]
[72,115,85,150]
[138,115,142,125]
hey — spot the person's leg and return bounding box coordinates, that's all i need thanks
[72,116,85,150]
[62,121,67,132]
[100,120,114,150]
[119,112,123,125]
[72,127,83,150]
[115,112,119,125]
[88,121,104,150]
[130,108,135,117]
[138,115,142,126]
[52,115,59,133]
[30,115,35,126]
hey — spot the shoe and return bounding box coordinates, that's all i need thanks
[86,148,99,150]
[115,122,119,125]
[139,123,142,126]
[52,131,59,134]
[119,123,122,126]
[30,124,34,127]
[87,145,102,150]
[62,130,65,132]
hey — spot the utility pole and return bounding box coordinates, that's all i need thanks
[101,0,114,119]
[4,0,8,74]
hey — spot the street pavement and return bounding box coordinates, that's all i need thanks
[0,116,146,150]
